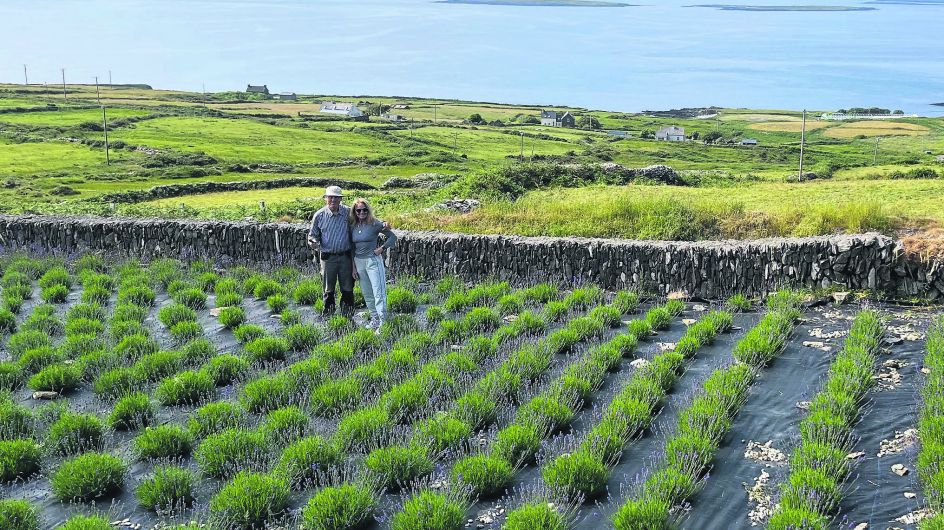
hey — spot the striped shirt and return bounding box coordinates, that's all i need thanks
[309,205,351,254]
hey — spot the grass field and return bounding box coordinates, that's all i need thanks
[1,83,943,240]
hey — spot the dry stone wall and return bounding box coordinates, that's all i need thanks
[0,215,941,300]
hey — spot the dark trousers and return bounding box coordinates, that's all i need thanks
[320,252,354,316]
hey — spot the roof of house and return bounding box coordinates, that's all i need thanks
[320,102,357,112]
[278,92,296,96]
[656,125,685,135]
[559,112,574,120]
[541,110,558,119]
[246,85,268,93]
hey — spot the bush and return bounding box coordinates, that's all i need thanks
[387,287,419,314]
[217,291,243,308]
[253,279,283,300]
[260,406,308,446]
[727,293,752,312]
[611,497,672,530]
[115,333,160,361]
[158,303,197,328]
[413,413,473,453]
[0,308,15,334]
[285,323,322,351]
[334,407,392,451]
[0,362,22,391]
[133,424,194,460]
[311,377,362,416]
[48,412,105,455]
[7,330,52,359]
[118,285,155,306]
[462,306,501,333]
[170,320,203,343]
[94,367,144,400]
[0,400,33,441]
[196,428,269,479]
[451,453,513,498]
[245,336,290,364]
[209,472,289,530]
[65,317,105,337]
[233,323,266,344]
[543,450,608,499]
[503,501,568,530]
[204,354,249,386]
[155,370,216,406]
[109,392,155,430]
[137,465,195,511]
[28,363,81,393]
[365,445,434,490]
[294,279,322,305]
[276,435,341,488]
[302,482,377,530]
[59,515,112,530]
[188,401,247,439]
[766,507,829,530]
[218,306,246,329]
[390,490,466,530]
[0,439,41,482]
[494,423,542,465]
[40,283,69,303]
[0,499,38,530]
[516,396,574,432]
[179,338,215,366]
[241,374,295,413]
[16,346,62,374]
[51,451,126,501]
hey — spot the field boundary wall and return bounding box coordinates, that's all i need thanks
[1,215,941,300]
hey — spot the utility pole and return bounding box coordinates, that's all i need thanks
[798,109,806,182]
[202,83,207,107]
[873,136,881,165]
[108,70,112,86]
[94,76,101,104]
[433,105,437,124]
[61,68,67,100]
[101,106,110,165]
[519,131,524,161]
[453,131,458,153]
[23,64,28,85]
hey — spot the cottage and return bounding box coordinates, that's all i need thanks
[246,84,269,97]
[741,138,758,146]
[391,104,410,110]
[656,126,685,142]
[606,130,629,138]
[319,101,364,118]
[276,92,297,101]
[540,110,575,128]
[381,113,406,122]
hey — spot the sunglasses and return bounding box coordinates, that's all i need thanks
[354,208,368,213]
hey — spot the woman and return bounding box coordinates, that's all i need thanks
[349,198,397,331]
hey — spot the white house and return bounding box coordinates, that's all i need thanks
[741,138,758,146]
[540,110,575,128]
[319,102,364,118]
[656,126,685,142]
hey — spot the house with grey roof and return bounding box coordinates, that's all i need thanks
[540,110,576,128]
[319,101,364,118]
[656,125,685,142]
[276,92,297,101]
[246,84,269,97]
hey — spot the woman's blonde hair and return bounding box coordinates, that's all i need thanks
[348,198,376,225]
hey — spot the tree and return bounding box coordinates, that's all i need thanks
[521,115,540,125]
[468,113,485,124]
[702,131,723,144]
[640,129,655,140]
[367,103,390,116]
[893,109,904,115]
[691,131,700,141]
[577,115,601,130]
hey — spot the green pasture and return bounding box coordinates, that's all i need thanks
[0,138,130,177]
[0,107,152,126]
[389,125,575,162]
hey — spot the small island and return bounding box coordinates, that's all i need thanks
[436,0,634,6]
[687,4,877,11]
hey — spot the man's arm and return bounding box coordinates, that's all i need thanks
[307,211,321,249]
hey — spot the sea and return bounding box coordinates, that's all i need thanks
[1,0,942,115]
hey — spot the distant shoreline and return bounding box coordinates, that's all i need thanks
[687,4,878,11]
[436,0,634,7]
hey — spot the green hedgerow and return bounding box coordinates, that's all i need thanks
[218,306,246,329]
[109,392,155,430]
[156,370,216,406]
[118,285,155,306]
[233,323,266,344]
[58,515,112,530]
[451,453,513,498]
[365,445,434,490]
[253,279,283,300]
[28,363,81,393]
[494,423,543,465]
[293,279,322,305]
[188,401,247,439]
[133,424,194,460]
[264,294,287,315]
[170,320,203,343]
[390,489,467,530]
[51,451,126,502]
[158,303,197,329]
[17,346,62,375]
[0,362,22,392]
[302,482,377,530]
[503,501,568,530]
[196,428,269,479]
[115,334,161,361]
[0,439,42,482]
[276,435,342,488]
[779,467,842,514]
[173,337,211,365]
[241,373,296,413]
[41,279,70,302]
[203,354,249,386]
[210,472,289,530]
[48,412,105,455]
[645,307,673,331]
[0,498,39,530]
[93,367,143,400]
[137,465,196,512]
[260,406,308,446]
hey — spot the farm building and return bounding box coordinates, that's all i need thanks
[246,84,269,97]
[276,92,297,101]
[381,113,406,122]
[540,110,576,128]
[319,101,364,118]
[656,125,685,141]
[741,138,758,145]
[607,130,629,138]
[392,104,410,109]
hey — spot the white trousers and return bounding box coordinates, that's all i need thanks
[354,255,388,323]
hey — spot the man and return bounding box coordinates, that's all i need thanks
[307,185,355,316]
